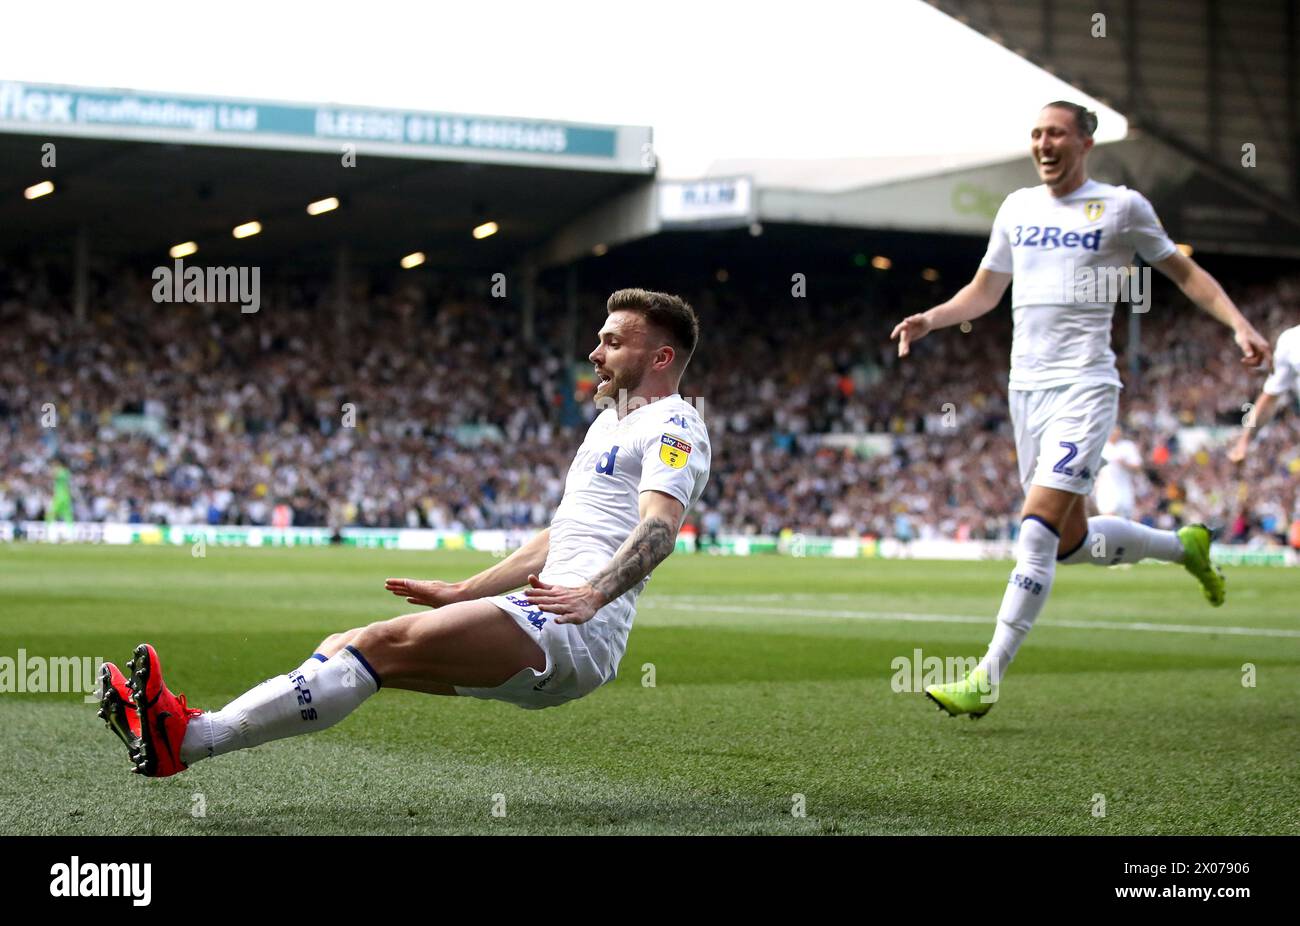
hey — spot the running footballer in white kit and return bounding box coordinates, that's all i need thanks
[95,289,711,778]
[890,102,1271,718]
[1228,324,1300,464]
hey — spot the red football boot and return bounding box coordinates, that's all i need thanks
[127,643,201,778]
[97,662,142,761]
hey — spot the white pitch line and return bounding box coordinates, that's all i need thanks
[640,598,1300,639]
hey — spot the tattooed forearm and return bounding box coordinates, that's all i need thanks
[590,516,677,605]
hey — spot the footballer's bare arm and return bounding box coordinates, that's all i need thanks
[589,492,682,605]
[384,528,551,607]
[523,491,685,624]
[1228,389,1280,463]
[892,268,1011,357]
[1154,252,1270,367]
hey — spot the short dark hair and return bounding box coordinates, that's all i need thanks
[1044,101,1098,138]
[606,288,700,368]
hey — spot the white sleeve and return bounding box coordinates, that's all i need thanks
[1123,190,1178,264]
[1262,330,1300,397]
[637,419,710,510]
[979,196,1014,274]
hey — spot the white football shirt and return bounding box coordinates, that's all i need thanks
[1263,325,1300,401]
[541,394,711,677]
[1097,437,1142,503]
[980,178,1178,391]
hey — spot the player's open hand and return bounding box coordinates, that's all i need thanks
[521,573,604,625]
[1235,325,1271,369]
[891,313,932,357]
[1226,435,1249,465]
[384,577,465,608]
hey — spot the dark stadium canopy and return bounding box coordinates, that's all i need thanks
[0,133,649,272]
[0,82,654,273]
[924,0,1300,214]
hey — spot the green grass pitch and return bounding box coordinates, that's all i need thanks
[1,543,1297,835]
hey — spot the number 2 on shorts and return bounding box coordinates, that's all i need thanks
[1052,441,1079,476]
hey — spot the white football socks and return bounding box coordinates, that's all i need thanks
[294,653,328,676]
[1057,516,1185,566]
[180,646,379,765]
[977,517,1059,685]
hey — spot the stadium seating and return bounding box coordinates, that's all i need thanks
[1,263,1296,544]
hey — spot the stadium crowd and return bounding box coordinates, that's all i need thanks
[1,261,1297,545]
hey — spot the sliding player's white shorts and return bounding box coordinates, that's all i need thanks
[1009,383,1118,496]
[454,592,614,710]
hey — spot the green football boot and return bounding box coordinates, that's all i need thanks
[1177,523,1225,607]
[924,667,998,719]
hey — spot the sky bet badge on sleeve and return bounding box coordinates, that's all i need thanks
[659,434,692,469]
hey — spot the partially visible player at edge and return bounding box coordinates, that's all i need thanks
[96,289,711,777]
[890,102,1271,718]
[1227,323,1300,464]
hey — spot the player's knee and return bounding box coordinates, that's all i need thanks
[1020,503,1059,531]
[1021,493,1081,537]
[318,629,356,653]
[350,617,415,663]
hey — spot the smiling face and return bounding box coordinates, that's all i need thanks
[1031,105,1093,193]
[589,310,671,402]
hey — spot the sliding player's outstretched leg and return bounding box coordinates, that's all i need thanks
[97,661,142,762]
[122,599,546,778]
[128,644,202,777]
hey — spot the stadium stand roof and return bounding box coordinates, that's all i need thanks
[6,70,1297,275]
[757,133,1300,257]
[923,0,1299,210]
[0,81,653,269]
[697,151,1025,193]
[541,132,1300,266]
[542,0,1300,264]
